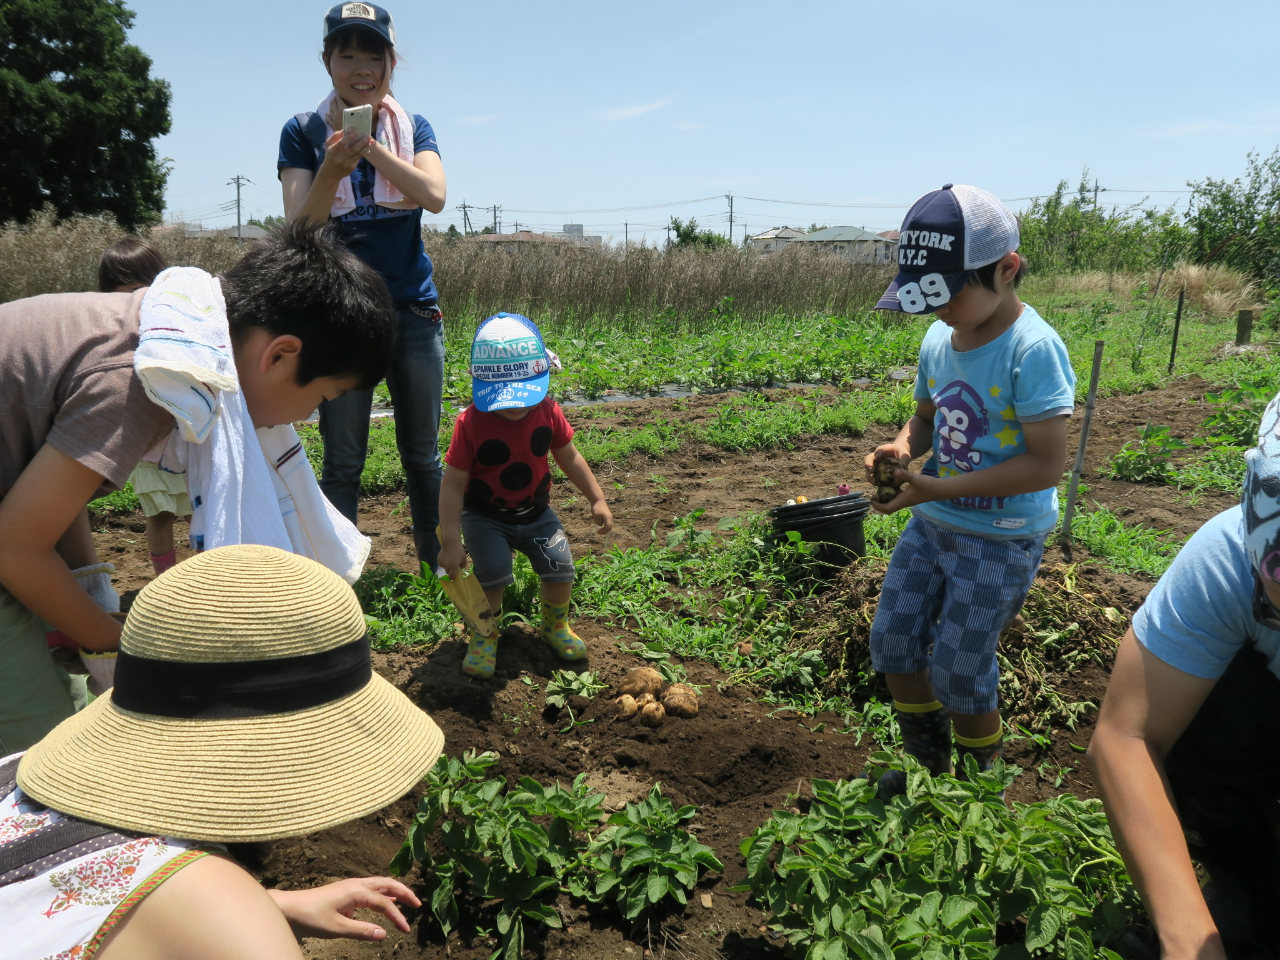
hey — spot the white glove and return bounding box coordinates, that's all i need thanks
[80,649,117,695]
[71,563,120,614]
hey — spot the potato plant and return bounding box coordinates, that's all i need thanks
[390,751,721,959]
[736,757,1138,960]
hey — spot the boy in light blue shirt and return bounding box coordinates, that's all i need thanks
[864,184,1076,793]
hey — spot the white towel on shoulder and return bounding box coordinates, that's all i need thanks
[134,267,370,583]
[319,91,418,218]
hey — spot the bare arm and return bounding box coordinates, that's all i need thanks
[96,854,303,960]
[873,412,1068,515]
[552,442,613,533]
[0,445,121,651]
[280,129,376,225]
[364,145,447,213]
[436,464,469,577]
[1088,629,1227,959]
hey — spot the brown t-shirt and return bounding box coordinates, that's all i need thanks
[0,290,173,498]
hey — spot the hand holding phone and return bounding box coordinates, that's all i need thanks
[342,104,373,142]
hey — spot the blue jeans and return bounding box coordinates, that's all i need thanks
[318,305,445,567]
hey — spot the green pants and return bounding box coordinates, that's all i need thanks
[0,584,76,754]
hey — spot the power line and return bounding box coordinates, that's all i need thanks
[501,194,722,214]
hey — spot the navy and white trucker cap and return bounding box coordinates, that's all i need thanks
[324,2,395,46]
[876,184,1020,314]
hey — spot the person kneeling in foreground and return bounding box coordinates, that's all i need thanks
[437,313,613,678]
[1090,393,1280,959]
[1,544,444,960]
[864,185,1074,794]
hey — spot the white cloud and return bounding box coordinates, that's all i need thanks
[459,115,495,127]
[593,98,673,122]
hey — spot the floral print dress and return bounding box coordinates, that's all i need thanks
[0,754,210,960]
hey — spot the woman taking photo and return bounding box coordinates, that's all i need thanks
[279,2,447,572]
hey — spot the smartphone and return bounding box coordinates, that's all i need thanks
[342,104,373,140]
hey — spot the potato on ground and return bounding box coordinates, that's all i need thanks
[640,702,666,728]
[614,694,638,719]
[634,692,656,708]
[661,683,700,719]
[618,667,664,698]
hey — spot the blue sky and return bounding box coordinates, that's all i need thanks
[129,0,1280,244]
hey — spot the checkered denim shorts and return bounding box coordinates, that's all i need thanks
[869,514,1045,714]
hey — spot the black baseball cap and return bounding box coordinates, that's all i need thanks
[324,2,395,47]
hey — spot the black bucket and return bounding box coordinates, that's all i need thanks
[770,493,869,566]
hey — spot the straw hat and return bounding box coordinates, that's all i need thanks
[18,545,444,842]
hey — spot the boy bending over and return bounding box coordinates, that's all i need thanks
[865,184,1074,792]
[0,222,394,752]
[438,313,612,678]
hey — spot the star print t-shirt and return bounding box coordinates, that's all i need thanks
[911,304,1076,539]
[445,400,575,522]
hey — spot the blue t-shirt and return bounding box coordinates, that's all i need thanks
[278,113,439,306]
[911,303,1076,538]
[1134,505,1280,681]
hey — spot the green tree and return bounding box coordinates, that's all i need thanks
[668,216,730,250]
[1187,148,1280,281]
[247,215,285,230]
[0,0,172,228]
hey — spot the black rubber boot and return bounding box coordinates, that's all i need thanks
[875,701,952,798]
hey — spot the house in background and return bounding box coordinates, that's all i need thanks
[543,223,604,246]
[466,231,572,250]
[790,226,896,263]
[747,226,806,253]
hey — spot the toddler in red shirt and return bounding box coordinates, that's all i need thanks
[438,313,613,678]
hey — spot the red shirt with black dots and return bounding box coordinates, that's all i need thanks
[445,399,575,522]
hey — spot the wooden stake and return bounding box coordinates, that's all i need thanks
[1168,287,1185,376]
[1061,340,1105,559]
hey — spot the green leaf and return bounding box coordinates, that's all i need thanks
[647,868,668,903]
[1024,903,1062,951]
[522,900,564,929]
[939,895,980,929]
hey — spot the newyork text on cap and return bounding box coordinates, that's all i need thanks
[876,184,1020,315]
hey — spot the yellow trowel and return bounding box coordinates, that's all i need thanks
[434,527,495,637]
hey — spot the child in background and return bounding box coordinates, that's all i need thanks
[98,238,190,576]
[864,184,1075,794]
[437,313,613,679]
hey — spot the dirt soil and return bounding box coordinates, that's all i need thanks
[90,380,1235,960]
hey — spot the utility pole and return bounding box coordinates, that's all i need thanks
[665,223,671,248]
[624,222,628,249]
[490,204,502,234]
[512,221,523,234]
[725,193,734,243]
[456,201,474,235]
[228,175,252,239]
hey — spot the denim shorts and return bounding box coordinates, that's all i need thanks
[869,514,1044,714]
[461,507,576,587]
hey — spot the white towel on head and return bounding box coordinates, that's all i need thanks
[134,267,370,583]
[319,90,418,219]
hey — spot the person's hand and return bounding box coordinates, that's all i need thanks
[319,129,374,180]
[870,468,941,515]
[269,877,420,941]
[437,540,468,580]
[591,499,614,534]
[864,443,912,485]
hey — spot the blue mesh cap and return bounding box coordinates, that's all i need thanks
[324,2,395,46]
[470,313,555,412]
[877,184,1020,314]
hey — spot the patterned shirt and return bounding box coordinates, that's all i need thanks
[0,753,210,960]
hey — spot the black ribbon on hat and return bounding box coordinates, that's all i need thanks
[111,634,372,719]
